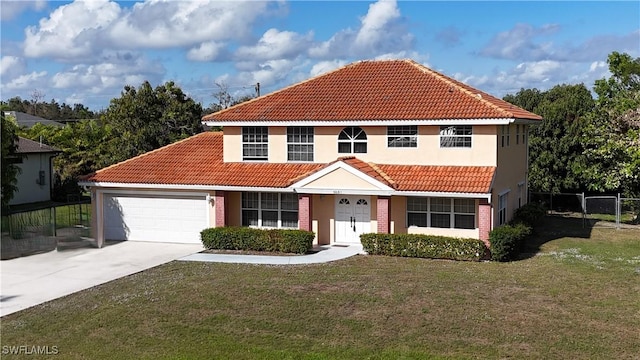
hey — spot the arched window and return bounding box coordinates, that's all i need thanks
[338,127,367,154]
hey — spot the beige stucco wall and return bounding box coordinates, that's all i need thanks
[491,124,529,226]
[407,226,480,239]
[303,168,380,190]
[223,125,498,166]
[222,126,242,162]
[312,194,334,245]
[226,191,242,226]
[390,196,406,234]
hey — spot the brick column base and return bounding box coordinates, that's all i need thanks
[376,196,390,233]
[214,190,226,227]
[479,200,492,247]
[298,194,312,231]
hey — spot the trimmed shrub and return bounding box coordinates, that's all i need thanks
[361,233,487,261]
[512,202,547,227]
[489,223,532,262]
[200,227,314,254]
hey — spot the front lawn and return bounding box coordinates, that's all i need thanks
[1,217,639,359]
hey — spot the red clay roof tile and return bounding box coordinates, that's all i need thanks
[203,59,541,123]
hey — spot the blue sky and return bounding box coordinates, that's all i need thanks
[1,0,639,111]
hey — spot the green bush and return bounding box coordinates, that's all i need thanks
[512,202,547,227]
[361,233,487,261]
[489,223,532,262]
[200,227,314,254]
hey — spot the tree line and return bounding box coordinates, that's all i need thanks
[504,51,640,198]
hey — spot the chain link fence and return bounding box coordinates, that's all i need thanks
[530,192,640,230]
[1,199,92,259]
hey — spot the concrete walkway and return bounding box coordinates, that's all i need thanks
[179,244,365,265]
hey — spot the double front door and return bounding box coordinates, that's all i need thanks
[335,195,370,243]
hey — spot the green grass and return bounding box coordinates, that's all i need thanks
[1,217,639,359]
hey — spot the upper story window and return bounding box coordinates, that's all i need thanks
[338,126,367,154]
[287,127,314,162]
[387,125,417,148]
[440,125,472,148]
[242,126,268,161]
[516,125,521,145]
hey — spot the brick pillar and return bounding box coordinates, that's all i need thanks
[298,194,312,231]
[214,190,226,227]
[479,200,492,247]
[376,196,390,233]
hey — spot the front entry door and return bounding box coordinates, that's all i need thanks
[335,196,370,243]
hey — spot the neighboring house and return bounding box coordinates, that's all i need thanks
[3,111,65,128]
[80,59,542,247]
[8,137,61,206]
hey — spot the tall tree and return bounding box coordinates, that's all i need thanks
[102,81,203,163]
[505,84,595,193]
[1,112,21,208]
[582,52,640,197]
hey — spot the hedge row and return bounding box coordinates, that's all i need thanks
[361,233,487,261]
[200,227,314,254]
[487,202,546,262]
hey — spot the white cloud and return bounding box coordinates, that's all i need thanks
[309,0,414,59]
[3,71,48,91]
[309,60,348,77]
[187,41,226,62]
[1,0,46,21]
[24,0,121,59]
[22,0,279,61]
[479,23,559,61]
[51,51,165,94]
[235,28,314,61]
[1,56,26,79]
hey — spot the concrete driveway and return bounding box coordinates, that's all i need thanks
[0,241,203,317]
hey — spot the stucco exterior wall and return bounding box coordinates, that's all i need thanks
[222,126,242,162]
[10,153,56,205]
[222,125,498,166]
[226,191,242,226]
[312,194,334,245]
[303,168,380,190]
[492,124,529,226]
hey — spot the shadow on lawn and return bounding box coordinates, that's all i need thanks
[518,214,594,260]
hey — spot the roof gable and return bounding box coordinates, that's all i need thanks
[203,59,542,123]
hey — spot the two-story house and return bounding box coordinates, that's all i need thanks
[81,59,541,248]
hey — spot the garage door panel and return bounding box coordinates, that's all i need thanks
[103,194,208,243]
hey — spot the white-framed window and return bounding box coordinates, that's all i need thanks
[387,125,417,148]
[241,192,298,228]
[501,125,510,147]
[407,197,428,227]
[287,126,314,162]
[440,125,472,148]
[516,125,520,145]
[338,126,367,153]
[498,192,508,225]
[242,126,268,161]
[406,197,476,229]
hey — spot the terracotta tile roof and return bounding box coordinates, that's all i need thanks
[83,132,494,194]
[82,132,323,187]
[377,165,495,193]
[203,59,542,122]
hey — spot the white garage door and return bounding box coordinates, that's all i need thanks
[103,194,208,243]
